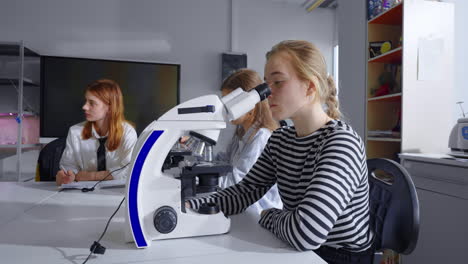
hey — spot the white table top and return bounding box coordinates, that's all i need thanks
[399,153,468,168]
[0,182,58,225]
[0,182,325,264]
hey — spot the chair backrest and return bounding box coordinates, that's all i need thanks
[367,158,420,255]
[36,137,67,181]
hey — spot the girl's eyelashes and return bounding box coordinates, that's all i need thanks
[272,80,284,87]
[265,79,285,88]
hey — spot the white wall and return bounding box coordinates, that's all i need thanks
[0,0,231,101]
[336,0,367,138]
[441,0,468,118]
[0,0,336,178]
[235,0,335,77]
[452,0,468,118]
[0,0,335,101]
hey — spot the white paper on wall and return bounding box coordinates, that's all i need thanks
[417,37,444,81]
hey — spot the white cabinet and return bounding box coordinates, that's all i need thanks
[400,153,468,263]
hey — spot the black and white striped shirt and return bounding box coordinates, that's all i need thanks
[189,120,373,252]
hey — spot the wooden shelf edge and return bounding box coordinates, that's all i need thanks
[368,47,402,63]
[368,93,402,102]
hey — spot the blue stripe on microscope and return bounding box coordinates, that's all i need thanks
[128,130,164,248]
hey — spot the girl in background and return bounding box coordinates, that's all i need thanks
[56,79,137,185]
[217,69,283,214]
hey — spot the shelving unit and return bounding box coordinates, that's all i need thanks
[366,0,455,162]
[0,41,41,181]
[366,2,403,160]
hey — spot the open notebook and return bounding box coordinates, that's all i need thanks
[60,179,126,189]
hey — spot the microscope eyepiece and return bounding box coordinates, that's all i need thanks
[222,83,271,121]
[254,83,271,101]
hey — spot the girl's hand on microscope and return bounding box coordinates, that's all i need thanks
[179,136,190,144]
[178,136,191,149]
[185,201,191,209]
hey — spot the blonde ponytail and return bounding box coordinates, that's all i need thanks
[325,76,341,120]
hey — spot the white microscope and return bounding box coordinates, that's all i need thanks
[124,83,271,248]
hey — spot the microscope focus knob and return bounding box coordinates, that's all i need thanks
[153,206,177,234]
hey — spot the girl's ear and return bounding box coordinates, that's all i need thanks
[306,79,317,97]
[105,105,111,116]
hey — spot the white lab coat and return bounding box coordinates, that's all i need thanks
[217,126,283,214]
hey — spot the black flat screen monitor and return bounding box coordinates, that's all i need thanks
[40,56,180,137]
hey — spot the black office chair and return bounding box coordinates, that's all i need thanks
[35,137,67,181]
[367,158,420,260]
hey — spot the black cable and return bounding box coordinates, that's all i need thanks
[82,197,126,264]
[81,163,130,192]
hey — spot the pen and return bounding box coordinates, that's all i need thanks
[60,165,70,176]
